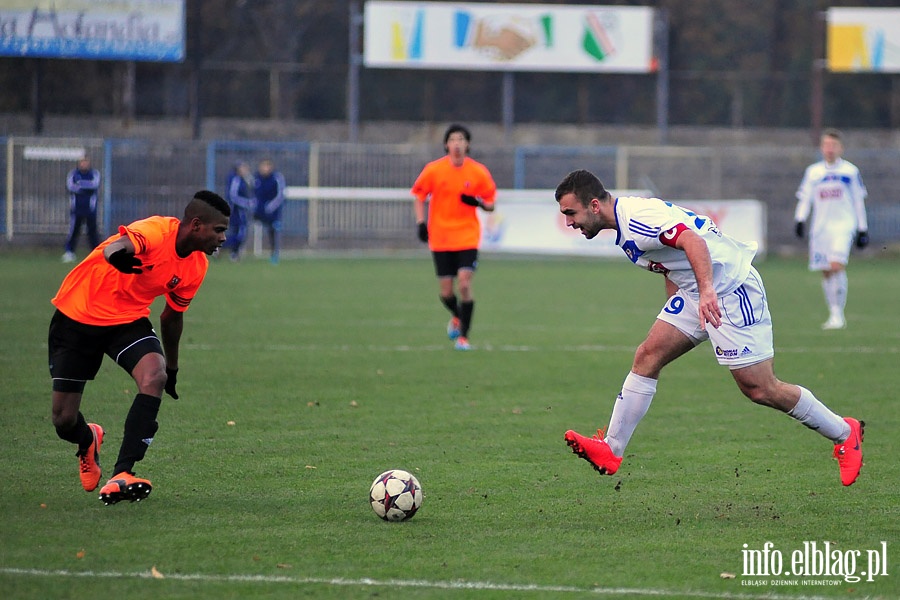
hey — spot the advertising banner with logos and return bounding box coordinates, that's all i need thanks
[364,1,654,73]
[0,0,185,61]
[827,7,900,73]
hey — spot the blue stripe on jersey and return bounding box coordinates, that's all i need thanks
[628,219,660,238]
[621,240,644,263]
[734,285,754,326]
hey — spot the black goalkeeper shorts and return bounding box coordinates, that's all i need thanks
[432,249,478,278]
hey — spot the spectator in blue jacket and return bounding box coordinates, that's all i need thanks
[253,158,286,264]
[62,157,101,263]
[223,160,255,261]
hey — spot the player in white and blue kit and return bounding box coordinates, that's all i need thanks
[555,169,864,487]
[794,129,868,330]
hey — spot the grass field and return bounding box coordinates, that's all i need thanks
[0,250,897,599]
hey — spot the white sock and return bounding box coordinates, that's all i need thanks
[787,386,850,443]
[822,276,837,313]
[606,371,657,457]
[833,270,847,314]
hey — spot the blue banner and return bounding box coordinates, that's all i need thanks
[0,1,185,62]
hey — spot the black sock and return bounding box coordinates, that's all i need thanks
[440,294,459,318]
[56,412,94,450]
[113,394,161,475]
[459,300,474,337]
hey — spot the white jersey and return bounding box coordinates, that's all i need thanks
[794,158,868,236]
[614,197,758,297]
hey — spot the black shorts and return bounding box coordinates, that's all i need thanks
[48,309,163,391]
[432,249,478,278]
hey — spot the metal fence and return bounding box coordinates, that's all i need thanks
[3,136,898,252]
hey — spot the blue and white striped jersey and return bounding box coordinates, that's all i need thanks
[613,196,758,297]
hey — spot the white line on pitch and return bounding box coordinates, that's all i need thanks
[0,567,839,600]
[215,343,896,354]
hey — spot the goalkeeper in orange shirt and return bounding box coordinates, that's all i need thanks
[48,191,230,505]
[412,124,497,350]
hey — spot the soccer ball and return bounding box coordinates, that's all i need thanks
[369,469,423,522]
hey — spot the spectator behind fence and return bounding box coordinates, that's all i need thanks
[253,158,286,264]
[62,157,101,263]
[223,160,256,261]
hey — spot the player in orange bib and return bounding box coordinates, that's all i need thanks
[412,124,497,350]
[48,191,230,505]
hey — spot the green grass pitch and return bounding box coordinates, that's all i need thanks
[0,250,897,599]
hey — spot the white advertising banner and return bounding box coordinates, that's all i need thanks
[364,1,655,73]
[480,191,767,257]
[0,0,185,62]
[827,8,900,73]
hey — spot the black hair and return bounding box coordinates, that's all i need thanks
[554,169,610,206]
[191,190,231,218]
[443,123,471,145]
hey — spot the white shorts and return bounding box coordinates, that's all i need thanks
[809,228,853,270]
[656,267,774,369]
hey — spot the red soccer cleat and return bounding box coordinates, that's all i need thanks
[833,417,864,486]
[564,429,623,475]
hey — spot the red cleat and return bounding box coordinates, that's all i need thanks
[564,429,622,475]
[833,418,864,486]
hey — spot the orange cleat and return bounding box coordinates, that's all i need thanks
[565,429,623,475]
[77,423,104,492]
[454,336,471,351]
[99,472,153,505]
[447,317,461,340]
[833,418,864,486]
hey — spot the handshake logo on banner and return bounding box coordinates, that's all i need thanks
[365,2,655,73]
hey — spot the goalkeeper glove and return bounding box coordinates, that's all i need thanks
[460,194,482,208]
[165,367,179,399]
[108,248,143,274]
[417,222,428,243]
[856,230,869,248]
[794,222,805,239]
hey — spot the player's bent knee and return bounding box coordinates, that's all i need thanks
[52,412,77,431]
[133,367,167,395]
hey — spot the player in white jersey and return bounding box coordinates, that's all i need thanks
[794,129,869,330]
[554,169,864,487]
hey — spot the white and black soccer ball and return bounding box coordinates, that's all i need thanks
[369,469,423,522]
